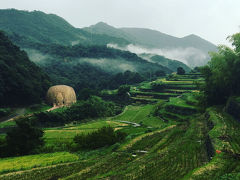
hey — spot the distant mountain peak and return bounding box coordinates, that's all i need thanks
[183,34,202,39]
[91,22,113,28]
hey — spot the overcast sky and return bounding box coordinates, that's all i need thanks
[1,0,240,46]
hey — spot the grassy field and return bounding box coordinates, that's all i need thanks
[111,104,172,128]
[0,152,79,175]
[184,107,240,180]
[43,120,129,151]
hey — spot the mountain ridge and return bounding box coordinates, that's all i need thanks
[84,22,217,67]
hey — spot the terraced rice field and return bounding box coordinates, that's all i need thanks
[0,74,239,179]
[131,74,202,103]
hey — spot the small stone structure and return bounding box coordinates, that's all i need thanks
[46,85,76,107]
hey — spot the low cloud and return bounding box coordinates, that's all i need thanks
[25,49,136,73]
[24,49,51,65]
[77,58,136,73]
[107,43,208,67]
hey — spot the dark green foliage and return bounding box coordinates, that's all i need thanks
[107,71,144,89]
[165,105,197,116]
[0,135,7,156]
[35,96,119,127]
[200,33,240,105]
[193,66,201,73]
[0,31,51,106]
[117,85,130,96]
[155,70,166,77]
[0,108,11,118]
[219,173,240,180]
[78,88,99,100]
[43,60,110,91]
[152,101,165,116]
[151,82,166,92]
[74,126,126,149]
[225,96,240,121]
[67,96,116,120]
[150,55,191,72]
[34,111,69,127]
[177,67,186,75]
[4,117,44,156]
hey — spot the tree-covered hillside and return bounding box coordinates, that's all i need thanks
[0,9,216,67]
[200,33,240,105]
[0,9,175,94]
[0,31,51,106]
[24,44,172,91]
[140,54,192,72]
[0,9,129,47]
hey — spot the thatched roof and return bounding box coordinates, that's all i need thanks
[46,85,76,106]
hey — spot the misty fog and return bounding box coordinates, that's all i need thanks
[107,43,208,67]
[25,49,137,73]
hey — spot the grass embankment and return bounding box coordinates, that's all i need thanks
[0,152,79,175]
[130,74,202,103]
[184,107,240,180]
[0,121,16,129]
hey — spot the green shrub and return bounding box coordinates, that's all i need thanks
[0,108,11,118]
[34,96,119,127]
[225,96,240,121]
[74,126,126,149]
[1,117,44,157]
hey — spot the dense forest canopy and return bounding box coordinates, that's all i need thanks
[0,31,51,106]
[200,33,240,105]
[23,43,172,92]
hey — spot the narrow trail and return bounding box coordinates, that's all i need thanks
[115,120,141,127]
[0,108,26,123]
[46,105,62,112]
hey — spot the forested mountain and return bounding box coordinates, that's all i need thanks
[0,9,216,67]
[0,31,51,106]
[85,22,217,67]
[24,44,172,91]
[0,9,129,47]
[140,54,192,72]
[0,9,175,92]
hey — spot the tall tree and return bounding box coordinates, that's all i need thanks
[6,118,44,156]
[200,33,240,105]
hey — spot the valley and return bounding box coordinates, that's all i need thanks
[0,73,239,179]
[0,7,240,180]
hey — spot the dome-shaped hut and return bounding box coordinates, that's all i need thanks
[46,85,77,107]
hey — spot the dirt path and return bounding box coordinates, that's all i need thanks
[115,120,141,127]
[0,108,26,123]
[46,105,62,112]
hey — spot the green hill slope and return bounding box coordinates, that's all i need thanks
[0,9,129,46]
[140,54,192,72]
[0,31,51,106]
